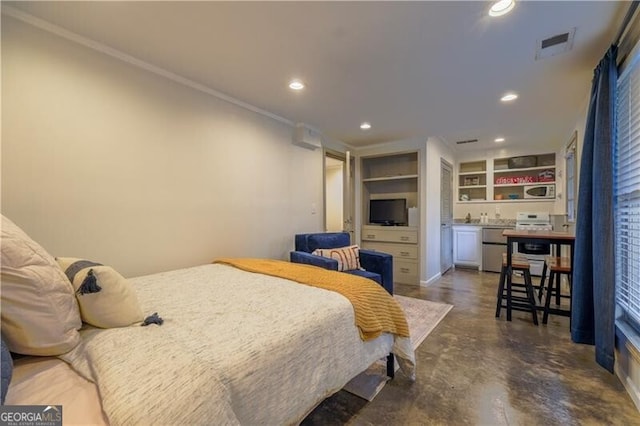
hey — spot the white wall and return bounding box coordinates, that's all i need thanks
[424,137,455,284]
[1,17,326,277]
[569,96,589,222]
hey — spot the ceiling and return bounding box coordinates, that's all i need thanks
[3,1,628,151]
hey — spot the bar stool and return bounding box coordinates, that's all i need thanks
[495,253,539,325]
[540,256,572,324]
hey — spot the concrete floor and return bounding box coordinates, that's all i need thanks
[303,268,640,425]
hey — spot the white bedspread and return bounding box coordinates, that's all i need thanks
[60,264,403,425]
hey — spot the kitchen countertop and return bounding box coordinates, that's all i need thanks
[452,219,516,228]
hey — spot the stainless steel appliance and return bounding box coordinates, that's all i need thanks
[523,184,555,199]
[515,212,553,275]
[482,227,512,272]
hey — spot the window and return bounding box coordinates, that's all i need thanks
[615,44,640,329]
[565,132,577,222]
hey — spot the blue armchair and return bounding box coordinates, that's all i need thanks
[290,232,393,294]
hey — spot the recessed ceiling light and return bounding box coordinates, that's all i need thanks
[495,137,505,143]
[489,0,515,17]
[288,80,304,90]
[360,122,371,130]
[501,92,518,102]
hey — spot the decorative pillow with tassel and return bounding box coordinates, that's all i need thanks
[56,257,143,328]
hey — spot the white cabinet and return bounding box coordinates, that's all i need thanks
[361,225,418,285]
[452,226,482,270]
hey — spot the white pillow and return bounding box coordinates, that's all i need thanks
[56,257,143,328]
[1,215,81,355]
[312,245,363,271]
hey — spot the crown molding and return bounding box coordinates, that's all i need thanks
[1,5,294,127]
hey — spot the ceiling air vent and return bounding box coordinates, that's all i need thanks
[455,139,478,145]
[536,28,576,60]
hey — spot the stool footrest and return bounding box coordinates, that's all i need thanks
[540,261,572,324]
[495,259,539,326]
[499,303,538,314]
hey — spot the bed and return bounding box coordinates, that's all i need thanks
[1,215,415,425]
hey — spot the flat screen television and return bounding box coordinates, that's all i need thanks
[369,198,407,226]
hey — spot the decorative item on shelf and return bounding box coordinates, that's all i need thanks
[495,194,504,200]
[463,176,479,186]
[508,194,519,199]
[408,207,419,227]
[495,176,537,185]
[460,194,470,201]
[538,169,555,182]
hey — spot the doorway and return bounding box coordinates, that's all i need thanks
[324,150,354,239]
[440,159,454,274]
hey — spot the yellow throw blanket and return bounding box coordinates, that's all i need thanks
[214,258,409,341]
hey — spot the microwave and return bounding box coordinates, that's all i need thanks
[523,184,555,199]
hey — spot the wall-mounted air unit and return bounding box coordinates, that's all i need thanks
[535,28,576,60]
[293,123,323,150]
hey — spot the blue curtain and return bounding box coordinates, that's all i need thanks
[571,45,617,372]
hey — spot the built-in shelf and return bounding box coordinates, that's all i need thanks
[458,199,556,204]
[494,199,555,203]
[360,151,420,285]
[459,160,487,174]
[494,165,556,173]
[459,185,487,189]
[458,160,487,201]
[362,174,419,183]
[494,181,555,188]
[457,153,557,203]
[492,153,556,201]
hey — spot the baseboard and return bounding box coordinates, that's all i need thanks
[615,322,640,411]
[421,272,442,287]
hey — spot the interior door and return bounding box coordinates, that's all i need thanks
[441,159,454,274]
[343,151,355,242]
[324,150,354,241]
[324,154,344,232]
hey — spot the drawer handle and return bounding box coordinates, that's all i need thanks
[400,236,409,241]
[366,234,376,239]
[400,252,410,256]
[400,268,410,273]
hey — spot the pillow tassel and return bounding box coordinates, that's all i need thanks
[141,312,163,326]
[76,269,102,295]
